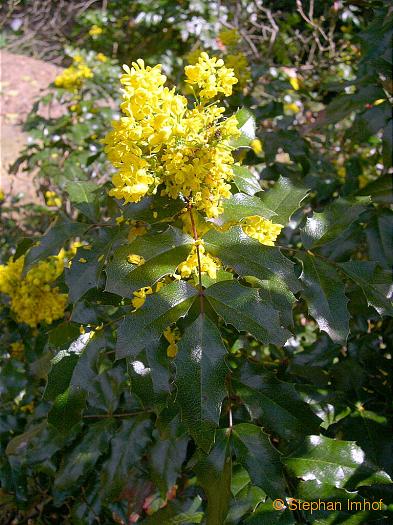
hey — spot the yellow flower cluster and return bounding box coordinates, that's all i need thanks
[45,190,62,207]
[242,216,283,246]
[10,341,24,360]
[0,251,68,327]
[89,25,103,37]
[104,56,240,218]
[96,52,108,62]
[163,326,181,357]
[54,56,93,91]
[184,52,238,99]
[177,241,220,279]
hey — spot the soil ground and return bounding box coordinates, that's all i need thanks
[0,50,62,202]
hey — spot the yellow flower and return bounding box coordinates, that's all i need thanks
[96,52,108,62]
[164,326,181,357]
[0,251,68,327]
[250,139,263,155]
[184,52,238,99]
[242,216,283,246]
[0,188,5,202]
[177,241,220,279]
[54,56,93,91]
[10,341,24,359]
[89,25,103,37]
[104,56,240,219]
[45,190,62,208]
[132,286,153,311]
[127,254,145,265]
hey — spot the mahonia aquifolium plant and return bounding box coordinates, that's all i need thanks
[104,54,284,358]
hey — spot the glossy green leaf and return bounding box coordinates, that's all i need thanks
[100,417,152,500]
[105,226,192,298]
[24,217,88,272]
[298,252,349,343]
[65,236,115,302]
[175,315,228,451]
[64,180,100,221]
[284,435,392,491]
[211,193,276,228]
[235,363,321,441]
[54,419,115,493]
[116,281,197,358]
[48,388,86,434]
[206,280,291,346]
[232,423,286,499]
[194,429,232,525]
[232,165,261,196]
[203,227,300,292]
[150,434,189,494]
[301,197,369,249]
[259,176,309,225]
[339,261,393,316]
[232,108,256,148]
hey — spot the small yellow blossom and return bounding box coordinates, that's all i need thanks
[89,25,103,37]
[177,241,220,279]
[10,341,24,359]
[127,254,145,265]
[242,216,283,246]
[132,286,153,311]
[96,52,108,62]
[45,191,62,208]
[164,326,181,357]
[0,189,5,202]
[250,139,263,155]
[54,56,93,91]
[225,53,251,89]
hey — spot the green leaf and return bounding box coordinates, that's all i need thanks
[339,261,393,316]
[298,252,349,344]
[142,499,204,524]
[284,435,392,491]
[24,217,88,271]
[194,429,232,525]
[100,417,152,500]
[48,388,86,434]
[211,193,276,228]
[232,108,256,148]
[232,423,286,499]
[301,197,369,249]
[232,165,261,196]
[175,315,228,451]
[44,332,93,400]
[116,281,197,358]
[259,176,309,225]
[357,172,392,204]
[203,227,300,293]
[150,434,189,495]
[249,276,296,328]
[64,181,100,221]
[244,502,295,525]
[235,363,321,441]
[206,280,291,346]
[105,227,193,298]
[54,419,115,493]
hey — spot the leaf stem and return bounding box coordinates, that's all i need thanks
[83,409,152,419]
[188,204,205,316]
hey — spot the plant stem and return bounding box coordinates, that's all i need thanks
[188,204,205,316]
